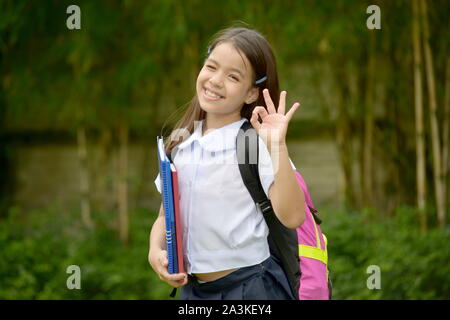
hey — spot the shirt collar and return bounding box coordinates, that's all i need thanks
[177,118,248,152]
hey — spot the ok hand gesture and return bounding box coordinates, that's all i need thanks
[250,89,300,148]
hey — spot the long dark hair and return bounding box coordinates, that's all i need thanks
[165,25,280,156]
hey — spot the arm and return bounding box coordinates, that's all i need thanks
[149,203,167,254]
[250,88,305,229]
[268,143,305,229]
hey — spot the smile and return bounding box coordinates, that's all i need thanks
[203,88,224,101]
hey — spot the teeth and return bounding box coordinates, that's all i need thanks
[205,89,221,99]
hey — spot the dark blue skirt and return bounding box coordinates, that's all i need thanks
[180,255,295,300]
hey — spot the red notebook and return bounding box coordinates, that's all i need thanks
[170,164,184,273]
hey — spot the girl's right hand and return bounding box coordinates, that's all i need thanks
[149,249,188,288]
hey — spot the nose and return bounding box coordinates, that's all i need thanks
[208,73,224,88]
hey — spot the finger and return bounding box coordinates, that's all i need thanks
[285,102,300,122]
[250,111,261,131]
[157,265,170,280]
[159,255,168,267]
[165,276,187,288]
[263,89,276,114]
[167,272,187,282]
[253,106,269,120]
[278,91,286,115]
[169,277,188,288]
[158,250,168,265]
[175,276,189,286]
[167,273,188,288]
[156,255,171,279]
[160,270,187,282]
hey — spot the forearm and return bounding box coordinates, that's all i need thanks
[149,205,167,254]
[268,142,305,229]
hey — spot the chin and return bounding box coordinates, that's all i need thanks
[198,95,225,113]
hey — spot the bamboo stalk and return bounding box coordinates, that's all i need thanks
[420,0,445,227]
[363,32,375,208]
[96,127,112,212]
[335,62,356,209]
[117,122,129,244]
[77,126,94,229]
[442,58,450,214]
[412,0,427,231]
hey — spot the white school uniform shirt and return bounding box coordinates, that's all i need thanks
[154,117,296,274]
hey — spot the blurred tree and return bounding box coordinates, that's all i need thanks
[1,0,449,230]
[412,0,427,231]
[443,58,450,215]
[420,0,445,227]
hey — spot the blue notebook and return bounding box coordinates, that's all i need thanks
[156,136,178,274]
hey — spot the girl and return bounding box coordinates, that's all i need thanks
[148,26,305,300]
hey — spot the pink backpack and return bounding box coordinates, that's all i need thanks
[295,172,331,300]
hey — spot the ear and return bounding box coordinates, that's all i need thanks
[245,86,259,105]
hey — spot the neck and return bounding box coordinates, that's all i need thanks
[203,112,242,136]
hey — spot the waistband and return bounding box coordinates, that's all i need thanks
[187,256,273,293]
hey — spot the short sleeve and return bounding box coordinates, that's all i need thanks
[154,173,161,194]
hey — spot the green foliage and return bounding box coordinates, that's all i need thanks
[324,206,450,299]
[1,204,449,299]
[0,206,172,299]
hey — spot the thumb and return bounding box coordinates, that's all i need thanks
[160,250,168,266]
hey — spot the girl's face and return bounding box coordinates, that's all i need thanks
[196,42,259,118]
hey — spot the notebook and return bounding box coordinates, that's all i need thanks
[156,136,184,274]
[171,164,184,274]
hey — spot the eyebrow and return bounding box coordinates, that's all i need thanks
[206,58,245,78]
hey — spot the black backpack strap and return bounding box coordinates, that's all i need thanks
[236,121,273,215]
[236,121,300,300]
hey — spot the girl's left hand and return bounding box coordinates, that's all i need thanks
[250,89,300,148]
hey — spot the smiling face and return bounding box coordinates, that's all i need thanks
[196,42,259,120]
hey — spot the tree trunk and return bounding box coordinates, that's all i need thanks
[117,122,129,244]
[94,127,113,213]
[335,62,357,210]
[442,57,450,214]
[77,126,94,229]
[384,55,402,217]
[362,33,375,208]
[412,0,427,231]
[420,0,445,227]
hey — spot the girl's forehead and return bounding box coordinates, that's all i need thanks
[209,42,249,72]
